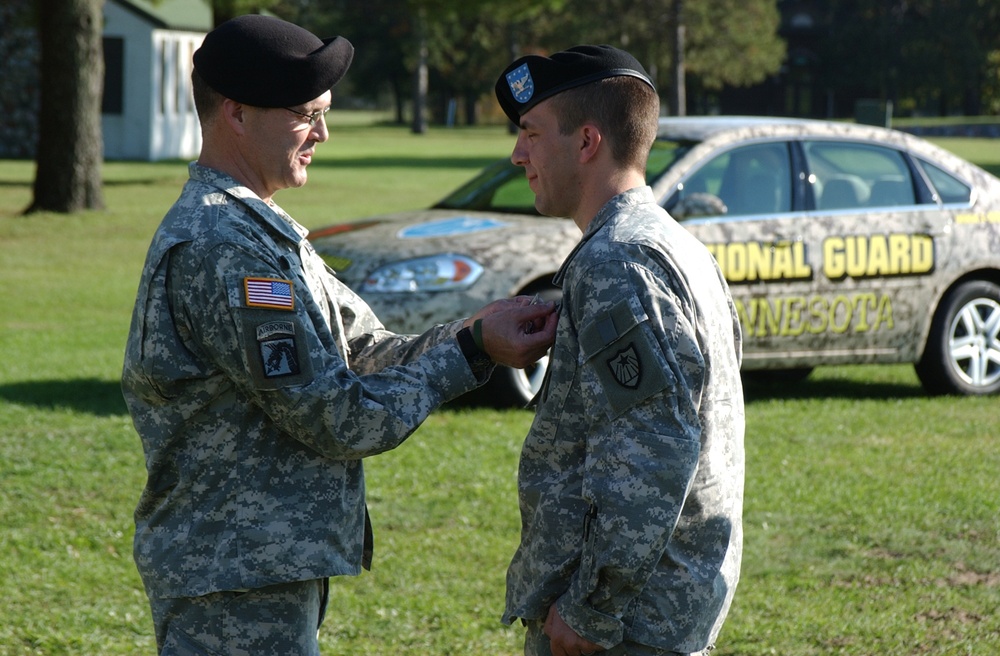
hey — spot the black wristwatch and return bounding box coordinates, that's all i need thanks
[456,325,493,376]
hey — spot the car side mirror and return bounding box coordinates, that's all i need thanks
[671,193,728,220]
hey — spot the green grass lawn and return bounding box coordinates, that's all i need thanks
[1,116,998,655]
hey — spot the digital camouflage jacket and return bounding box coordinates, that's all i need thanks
[122,164,479,599]
[503,187,746,652]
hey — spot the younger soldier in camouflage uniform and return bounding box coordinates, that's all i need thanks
[122,15,556,655]
[494,46,746,656]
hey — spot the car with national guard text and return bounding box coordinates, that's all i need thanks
[309,116,1000,405]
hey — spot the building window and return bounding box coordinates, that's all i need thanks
[103,37,124,115]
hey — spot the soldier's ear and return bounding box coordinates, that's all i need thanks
[578,124,602,163]
[222,99,248,135]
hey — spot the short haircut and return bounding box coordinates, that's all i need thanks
[191,68,224,123]
[548,76,659,172]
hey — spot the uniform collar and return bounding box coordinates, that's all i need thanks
[189,162,309,244]
[552,186,654,287]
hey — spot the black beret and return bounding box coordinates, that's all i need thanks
[193,14,354,108]
[495,45,655,125]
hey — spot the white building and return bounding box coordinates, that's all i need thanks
[102,0,211,161]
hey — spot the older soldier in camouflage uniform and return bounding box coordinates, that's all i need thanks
[494,46,746,656]
[122,15,556,655]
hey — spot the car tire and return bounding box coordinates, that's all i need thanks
[915,280,1000,396]
[479,285,561,407]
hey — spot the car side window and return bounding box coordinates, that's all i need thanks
[490,174,536,211]
[917,159,972,204]
[678,142,792,217]
[803,140,917,210]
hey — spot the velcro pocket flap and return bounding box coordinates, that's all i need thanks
[580,295,674,418]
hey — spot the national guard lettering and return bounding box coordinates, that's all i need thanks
[256,321,300,377]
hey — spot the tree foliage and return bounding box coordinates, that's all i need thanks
[269,0,1000,123]
[683,0,785,90]
[816,0,1000,115]
[23,0,1000,214]
[207,0,281,25]
[275,0,784,124]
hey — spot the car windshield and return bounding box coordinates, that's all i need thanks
[432,139,692,215]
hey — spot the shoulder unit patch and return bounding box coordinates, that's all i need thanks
[607,343,641,389]
[256,321,300,378]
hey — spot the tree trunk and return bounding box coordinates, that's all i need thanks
[669,0,686,117]
[464,92,478,126]
[27,0,104,214]
[393,79,406,125]
[411,7,428,135]
[506,26,520,134]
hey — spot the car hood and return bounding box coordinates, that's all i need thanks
[308,209,579,289]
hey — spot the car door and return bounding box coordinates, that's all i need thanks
[791,138,955,364]
[667,135,954,369]
[668,139,830,367]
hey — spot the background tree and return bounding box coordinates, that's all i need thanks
[291,0,413,123]
[524,0,785,115]
[414,0,568,131]
[27,0,104,214]
[274,0,785,121]
[683,0,785,95]
[208,0,280,25]
[278,0,567,129]
[25,0,286,216]
[814,0,1000,117]
[427,1,567,126]
[670,0,686,116]
[897,0,999,115]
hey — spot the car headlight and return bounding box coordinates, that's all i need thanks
[360,254,484,293]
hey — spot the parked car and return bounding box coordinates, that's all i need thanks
[310,116,1000,404]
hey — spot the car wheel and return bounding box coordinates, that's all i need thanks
[481,285,561,407]
[915,280,1000,395]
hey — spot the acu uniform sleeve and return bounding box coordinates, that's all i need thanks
[310,259,469,377]
[171,241,479,460]
[556,258,705,648]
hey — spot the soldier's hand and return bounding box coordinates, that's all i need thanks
[543,604,604,656]
[477,301,557,368]
[466,295,541,323]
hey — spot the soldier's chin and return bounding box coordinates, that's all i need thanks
[534,198,557,218]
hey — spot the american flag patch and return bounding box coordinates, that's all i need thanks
[244,277,295,310]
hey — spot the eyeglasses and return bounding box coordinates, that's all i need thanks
[284,106,331,127]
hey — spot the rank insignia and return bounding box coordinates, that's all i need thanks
[506,63,534,104]
[607,343,641,389]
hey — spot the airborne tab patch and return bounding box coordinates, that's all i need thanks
[256,321,300,378]
[245,277,294,310]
